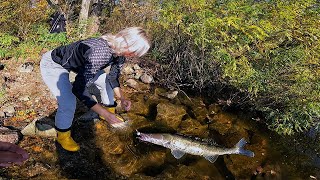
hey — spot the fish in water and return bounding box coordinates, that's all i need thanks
[136,131,254,163]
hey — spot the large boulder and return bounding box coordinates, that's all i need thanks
[156,103,186,130]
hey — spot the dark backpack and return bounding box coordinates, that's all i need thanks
[49,12,66,33]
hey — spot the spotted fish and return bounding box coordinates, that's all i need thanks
[136,131,254,163]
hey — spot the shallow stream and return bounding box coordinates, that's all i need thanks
[1,88,319,179]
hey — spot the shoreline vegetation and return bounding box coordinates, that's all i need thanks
[1,0,319,135]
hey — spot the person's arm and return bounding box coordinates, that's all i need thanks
[106,56,131,111]
[113,87,131,111]
[91,103,126,127]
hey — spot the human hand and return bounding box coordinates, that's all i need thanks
[0,141,29,167]
[121,98,131,111]
[103,113,127,129]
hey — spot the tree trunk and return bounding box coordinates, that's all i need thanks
[79,0,91,22]
[45,0,60,11]
[79,0,92,37]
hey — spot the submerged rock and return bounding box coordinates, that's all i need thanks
[156,103,186,130]
[178,118,209,138]
[208,113,234,135]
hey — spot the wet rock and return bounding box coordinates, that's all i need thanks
[116,156,144,176]
[130,174,157,179]
[178,118,209,138]
[2,105,15,117]
[0,127,19,144]
[21,117,57,137]
[254,164,282,180]
[161,164,216,179]
[156,102,186,130]
[208,103,222,115]
[125,79,138,89]
[140,74,153,84]
[129,97,150,116]
[208,113,234,135]
[126,114,153,130]
[134,69,144,80]
[154,87,168,96]
[0,110,5,117]
[123,65,135,75]
[191,102,208,124]
[18,62,34,73]
[94,121,125,155]
[158,90,178,100]
[133,64,141,70]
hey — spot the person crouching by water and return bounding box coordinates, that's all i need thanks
[40,27,150,152]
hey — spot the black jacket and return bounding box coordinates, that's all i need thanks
[51,38,125,108]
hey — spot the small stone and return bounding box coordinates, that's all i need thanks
[18,62,34,73]
[0,127,19,144]
[133,64,141,70]
[159,91,178,99]
[134,70,144,80]
[0,111,5,117]
[140,74,153,84]
[123,66,135,75]
[19,95,30,101]
[2,105,15,116]
[125,79,138,89]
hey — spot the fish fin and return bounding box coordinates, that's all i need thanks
[171,149,185,159]
[235,138,255,157]
[204,155,219,163]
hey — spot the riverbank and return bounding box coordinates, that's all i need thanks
[0,56,319,179]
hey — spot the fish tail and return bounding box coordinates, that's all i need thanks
[235,138,254,157]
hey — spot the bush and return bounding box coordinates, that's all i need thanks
[146,0,320,135]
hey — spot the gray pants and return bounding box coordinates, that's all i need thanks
[40,51,114,130]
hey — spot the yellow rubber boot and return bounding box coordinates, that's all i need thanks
[100,106,124,122]
[57,130,80,152]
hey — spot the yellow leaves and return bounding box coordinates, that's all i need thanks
[32,146,43,152]
[10,109,37,122]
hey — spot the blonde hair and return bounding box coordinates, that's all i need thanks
[102,27,150,57]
